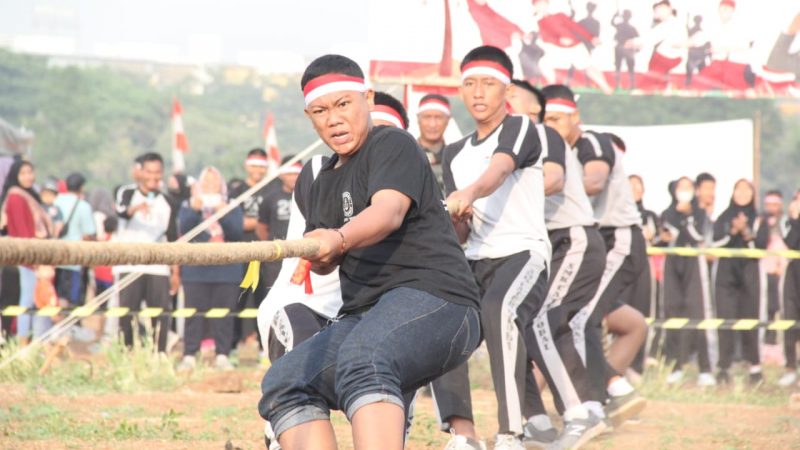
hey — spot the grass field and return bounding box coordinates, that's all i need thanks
[1,339,799,449]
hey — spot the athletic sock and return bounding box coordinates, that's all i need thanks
[584,401,605,419]
[607,375,635,397]
[563,404,590,422]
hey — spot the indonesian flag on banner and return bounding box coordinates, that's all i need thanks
[263,113,281,172]
[172,98,189,173]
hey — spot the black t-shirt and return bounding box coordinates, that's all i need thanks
[228,178,281,242]
[296,125,480,314]
[258,187,292,241]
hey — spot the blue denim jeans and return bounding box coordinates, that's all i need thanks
[17,266,52,339]
[258,287,480,439]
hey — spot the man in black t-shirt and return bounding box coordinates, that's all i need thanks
[256,157,300,293]
[258,54,480,450]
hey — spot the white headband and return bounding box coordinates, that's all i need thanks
[303,74,367,107]
[418,101,451,115]
[460,61,511,85]
[371,111,403,128]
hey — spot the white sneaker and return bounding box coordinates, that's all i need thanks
[493,434,524,450]
[215,354,235,371]
[443,430,486,450]
[666,370,684,385]
[697,372,717,387]
[778,371,798,387]
[176,355,196,372]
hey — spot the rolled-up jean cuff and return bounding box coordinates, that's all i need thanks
[345,393,404,421]
[271,405,330,439]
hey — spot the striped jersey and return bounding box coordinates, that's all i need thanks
[442,114,551,261]
[537,124,597,230]
[576,130,641,228]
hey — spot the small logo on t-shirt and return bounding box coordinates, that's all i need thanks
[342,192,354,222]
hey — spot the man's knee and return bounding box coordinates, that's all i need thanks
[334,341,404,420]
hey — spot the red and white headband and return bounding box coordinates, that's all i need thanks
[303,73,367,107]
[461,60,511,85]
[418,98,451,115]
[279,162,303,175]
[245,154,269,167]
[545,98,577,114]
[371,104,404,129]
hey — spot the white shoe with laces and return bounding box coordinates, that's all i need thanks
[778,371,798,387]
[697,372,717,387]
[493,433,524,450]
[442,430,486,450]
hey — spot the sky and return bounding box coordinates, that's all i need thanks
[0,0,371,72]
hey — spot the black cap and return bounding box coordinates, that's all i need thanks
[66,172,86,192]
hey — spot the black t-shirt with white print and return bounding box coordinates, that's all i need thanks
[229,178,281,242]
[258,187,292,241]
[296,125,480,314]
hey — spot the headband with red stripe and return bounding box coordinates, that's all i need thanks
[418,98,451,115]
[371,104,405,129]
[545,98,578,114]
[246,154,269,167]
[303,73,367,107]
[279,161,303,175]
[461,60,511,85]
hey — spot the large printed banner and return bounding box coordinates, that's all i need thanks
[369,0,800,97]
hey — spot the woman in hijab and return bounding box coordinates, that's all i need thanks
[660,176,717,387]
[0,160,54,343]
[711,179,768,384]
[176,166,243,372]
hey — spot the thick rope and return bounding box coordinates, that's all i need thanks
[0,139,324,370]
[0,238,320,266]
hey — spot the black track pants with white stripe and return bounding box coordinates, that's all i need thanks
[431,250,548,435]
[569,226,648,401]
[663,255,717,373]
[523,226,606,416]
[782,260,800,369]
[266,303,329,362]
[620,257,656,373]
[715,258,766,370]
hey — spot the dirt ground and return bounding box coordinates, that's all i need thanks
[2,367,800,450]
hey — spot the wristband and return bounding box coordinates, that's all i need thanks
[334,228,347,253]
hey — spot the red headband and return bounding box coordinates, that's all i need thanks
[461,60,511,84]
[545,98,577,113]
[246,154,269,167]
[303,74,367,106]
[418,98,451,115]
[371,104,405,128]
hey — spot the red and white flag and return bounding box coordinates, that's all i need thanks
[263,113,281,172]
[172,98,189,173]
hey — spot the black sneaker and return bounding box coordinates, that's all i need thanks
[604,390,647,428]
[749,372,764,386]
[716,370,731,385]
